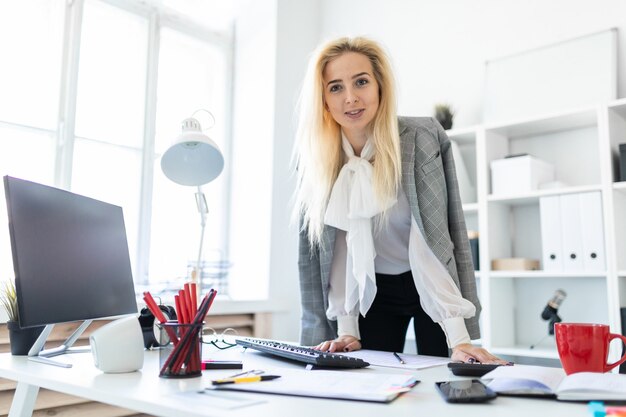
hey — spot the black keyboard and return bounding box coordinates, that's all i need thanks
[235,338,369,368]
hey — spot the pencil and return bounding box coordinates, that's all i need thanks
[393,352,406,364]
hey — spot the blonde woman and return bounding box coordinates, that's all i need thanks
[294,36,505,363]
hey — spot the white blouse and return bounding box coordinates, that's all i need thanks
[325,136,476,348]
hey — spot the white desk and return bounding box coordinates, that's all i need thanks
[0,346,589,417]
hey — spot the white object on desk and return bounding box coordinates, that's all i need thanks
[483,364,626,401]
[175,389,264,410]
[341,349,449,370]
[89,316,144,373]
[212,367,417,402]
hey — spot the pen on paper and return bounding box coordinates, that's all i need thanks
[212,375,281,385]
[393,352,406,365]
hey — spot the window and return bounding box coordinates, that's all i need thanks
[150,26,230,288]
[0,0,234,295]
[0,0,64,281]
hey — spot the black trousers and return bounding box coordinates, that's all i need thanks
[358,270,449,357]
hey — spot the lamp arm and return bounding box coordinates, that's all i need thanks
[194,187,209,291]
[195,187,208,227]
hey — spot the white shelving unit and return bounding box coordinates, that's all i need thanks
[448,98,626,363]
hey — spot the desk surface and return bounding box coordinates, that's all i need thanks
[0,346,589,417]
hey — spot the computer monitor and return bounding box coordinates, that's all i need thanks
[4,176,137,366]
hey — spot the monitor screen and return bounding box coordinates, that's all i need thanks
[4,176,137,328]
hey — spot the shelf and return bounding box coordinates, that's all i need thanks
[491,346,559,360]
[484,106,597,139]
[442,101,623,362]
[613,182,626,191]
[489,271,606,279]
[462,203,478,213]
[446,126,478,143]
[487,184,602,206]
[609,97,626,118]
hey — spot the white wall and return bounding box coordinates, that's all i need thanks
[229,0,277,300]
[268,0,321,341]
[263,0,626,341]
[319,0,626,127]
[229,0,321,342]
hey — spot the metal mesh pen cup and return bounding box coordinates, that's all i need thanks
[158,322,202,378]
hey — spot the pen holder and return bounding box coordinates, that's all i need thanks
[158,322,202,378]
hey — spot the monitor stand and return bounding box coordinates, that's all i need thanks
[27,320,93,368]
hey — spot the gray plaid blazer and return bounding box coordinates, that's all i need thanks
[298,116,481,346]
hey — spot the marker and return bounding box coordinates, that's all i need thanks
[589,401,626,417]
[393,352,406,364]
[201,360,243,370]
[211,375,281,385]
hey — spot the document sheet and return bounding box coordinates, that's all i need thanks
[211,368,419,403]
[340,349,449,370]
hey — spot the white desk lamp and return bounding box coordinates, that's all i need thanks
[160,114,224,293]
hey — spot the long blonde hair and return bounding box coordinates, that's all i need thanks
[293,36,402,247]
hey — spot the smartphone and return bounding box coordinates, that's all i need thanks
[435,379,497,403]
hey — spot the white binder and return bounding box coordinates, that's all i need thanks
[540,196,563,271]
[450,140,476,204]
[578,192,605,271]
[560,194,584,272]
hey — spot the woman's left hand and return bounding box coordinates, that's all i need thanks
[451,343,510,364]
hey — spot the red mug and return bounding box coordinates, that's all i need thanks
[555,322,626,375]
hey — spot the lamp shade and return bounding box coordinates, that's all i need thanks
[161,117,224,186]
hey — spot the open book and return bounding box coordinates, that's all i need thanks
[211,368,419,403]
[482,364,626,401]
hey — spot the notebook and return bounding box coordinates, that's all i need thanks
[483,364,626,401]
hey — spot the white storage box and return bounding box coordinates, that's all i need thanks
[490,155,554,196]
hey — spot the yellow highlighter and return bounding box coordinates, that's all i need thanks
[211,375,281,385]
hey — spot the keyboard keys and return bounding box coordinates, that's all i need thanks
[235,338,369,368]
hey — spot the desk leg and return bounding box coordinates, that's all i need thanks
[9,382,39,417]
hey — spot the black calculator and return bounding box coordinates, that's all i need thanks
[447,361,506,377]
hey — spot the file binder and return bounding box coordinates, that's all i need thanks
[559,194,583,272]
[540,196,563,271]
[579,192,605,271]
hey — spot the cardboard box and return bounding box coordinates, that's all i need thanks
[490,155,554,196]
[491,258,540,271]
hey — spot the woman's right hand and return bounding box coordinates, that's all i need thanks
[313,335,361,353]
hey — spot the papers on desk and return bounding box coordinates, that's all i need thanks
[340,350,450,370]
[174,389,266,410]
[211,368,419,403]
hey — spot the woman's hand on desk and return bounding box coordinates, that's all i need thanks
[451,343,510,364]
[313,335,361,353]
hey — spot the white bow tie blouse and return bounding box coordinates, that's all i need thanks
[324,134,475,348]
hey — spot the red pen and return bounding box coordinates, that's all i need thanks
[143,292,179,344]
[190,283,198,314]
[178,290,189,324]
[174,295,182,323]
[183,283,194,319]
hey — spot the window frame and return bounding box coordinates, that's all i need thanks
[21,0,235,287]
